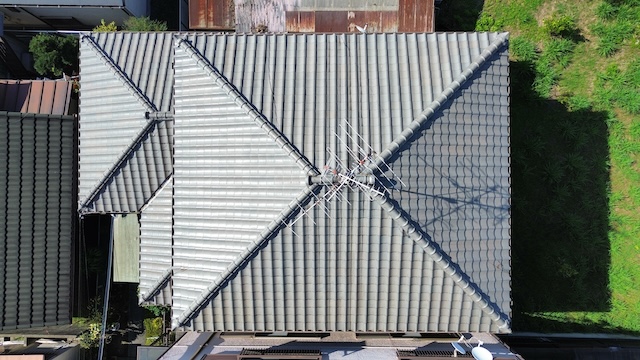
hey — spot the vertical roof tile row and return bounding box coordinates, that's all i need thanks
[0,112,75,330]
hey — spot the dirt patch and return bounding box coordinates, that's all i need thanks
[535,1,558,26]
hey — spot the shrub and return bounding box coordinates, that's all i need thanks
[123,16,168,31]
[475,12,504,32]
[78,323,103,349]
[543,14,579,37]
[29,34,78,77]
[94,19,118,32]
[143,304,170,317]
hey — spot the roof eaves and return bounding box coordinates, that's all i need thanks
[374,192,511,331]
[174,36,319,177]
[174,185,322,328]
[371,32,510,169]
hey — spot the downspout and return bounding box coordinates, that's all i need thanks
[98,214,115,360]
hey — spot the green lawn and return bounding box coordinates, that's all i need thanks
[478,0,640,334]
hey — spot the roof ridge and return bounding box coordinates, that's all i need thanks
[371,32,509,169]
[374,192,511,331]
[81,35,157,112]
[174,185,321,328]
[174,36,319,177]
[79,112,173,213]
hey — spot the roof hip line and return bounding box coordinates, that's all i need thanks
[174,36,319,177]
[374,192,511,331]
[174,185,321,328]
[81,35,157,112]
[78,113,172,213]
[371,33,509,170]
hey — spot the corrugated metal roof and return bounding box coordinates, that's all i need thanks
[78,33,174,214]
[79,32,511,333]
[0,112,75,330]
[194,0,433,33]
[0,80,73,115]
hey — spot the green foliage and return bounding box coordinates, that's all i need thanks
[475,12,504,31]
[543,38,576,68]
[594,60,640,113]
[591,21,636,56]
[93,19,118,32]
[143,304,170,317]
[565,94,592,111]
[597,1,619,20]
[144,317,164,345]
[542,14,578,37]
[28,34,78,77]
[533,57,559,97]
[78,323,103,349]
[510,36,539,62]
[591,1,640,56]
[123,16,168,31]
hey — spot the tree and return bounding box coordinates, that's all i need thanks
[122,16,168,31]
[29,34,78,78]
[93,19,118,32]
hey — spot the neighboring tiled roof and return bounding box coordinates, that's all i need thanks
[0,112,75,330]
[0,80,74,115]
[79,32,511,333]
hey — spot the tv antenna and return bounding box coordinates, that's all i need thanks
[284,119,405,233]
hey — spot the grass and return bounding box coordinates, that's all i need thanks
[479,0,640,334]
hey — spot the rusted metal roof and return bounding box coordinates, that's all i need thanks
[191,0,434,33]
[398,0,434,32]
[0,80,74,115]
[189,0,235,30]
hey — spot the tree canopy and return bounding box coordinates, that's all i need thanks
[28,34,78,78]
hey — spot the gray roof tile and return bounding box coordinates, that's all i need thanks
[79,32,512,333]
[0,112,75,330]
[79,33,174,213]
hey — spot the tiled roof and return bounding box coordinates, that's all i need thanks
[0,112,75,330]
[79,32,511,333]
[78,33,174,214]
